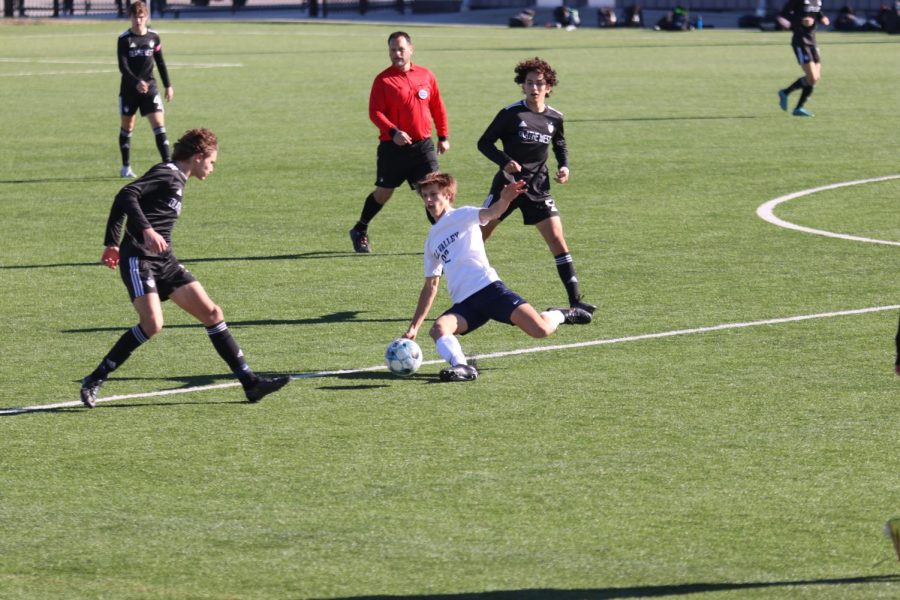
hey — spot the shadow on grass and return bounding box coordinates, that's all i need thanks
[314,369,444,390]
[62,311,406,334]
[1,250,421,270]
[314,575,900,600]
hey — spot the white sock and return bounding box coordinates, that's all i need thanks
[540,310,564,333]
[435,334,467,367]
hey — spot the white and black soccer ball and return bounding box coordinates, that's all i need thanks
[385,338,423,377]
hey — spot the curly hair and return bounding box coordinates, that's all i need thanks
[513,57,558,89]
[416,172,458,201]
[172,128,218,162]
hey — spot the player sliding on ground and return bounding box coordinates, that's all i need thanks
[79,128,290,408]
[402,172,592,382]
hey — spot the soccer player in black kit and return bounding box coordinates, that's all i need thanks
[79,128,290,408]
[117,1,173,178]
[477,57,595,315]
[776,0,830,117]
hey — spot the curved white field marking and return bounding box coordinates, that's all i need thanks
[3,303,899,416]
[757,175,900,246]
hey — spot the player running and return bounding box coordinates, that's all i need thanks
[116,1,174,178]
[776,0,830,117]
[403,172,592,382]
[79,128,290,408]
[477,57,596,315]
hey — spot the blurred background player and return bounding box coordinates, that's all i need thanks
[402,172,591,382]
[117,1,174,178]
[477,57,596,315]
[79,129,290,408]
[349,31,450,253]
[776,0,830,117]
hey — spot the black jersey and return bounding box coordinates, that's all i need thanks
[117,28,171,95]
[477,100,568,200]
[104,163,187,255]
[780,0,824,46]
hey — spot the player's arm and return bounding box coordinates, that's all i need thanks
[114,182,168,254]
[477,110,514,169]
[552,121,570,184]
[369,78,410,145]
[480,180,526,224]
[117,36,141,91]
[405,276,441,340]
[153,39,173,101]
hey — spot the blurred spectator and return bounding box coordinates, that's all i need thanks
[598,7,617,27]
[509,8,535,27]
[655,4,691,30]
[623,4,644,27]
[551,5,581,30]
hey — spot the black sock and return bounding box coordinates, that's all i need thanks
[206,322,255,386]
[89,324,149,381]
[119,128,132,167]
[355,193,384,231]
[796,81,814,109]
[555,252,581,305]
[153,126,171,162]
[895,310,900,366]
[784,77,805,95]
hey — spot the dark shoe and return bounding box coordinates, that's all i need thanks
[80,376,104,408]
[550,307,592,325]
[349,228,371,254]
[439,363,479,382]
[244,375,291,403]
[778,89,788,112]
[571,297,597,314]
[895,364,900,376]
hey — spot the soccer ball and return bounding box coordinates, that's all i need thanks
[385,338,423,377]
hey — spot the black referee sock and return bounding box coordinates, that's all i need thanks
[356,193,384,231]
[555,252,582,305]
[153,126,171,162]
[89,324,149,381]
[206,322,255,386]
[796,81,814,109]
[119,128,132,167]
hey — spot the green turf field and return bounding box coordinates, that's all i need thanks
[1,19,899,599]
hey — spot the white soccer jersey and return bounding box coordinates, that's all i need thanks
[423,206,499,304]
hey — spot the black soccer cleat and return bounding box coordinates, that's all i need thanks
[244,375,291,403]
[349,228,371,254]
[439,363,479,382]
[550,307,593,325]
[570,297,597,315]
[79,376,104,409]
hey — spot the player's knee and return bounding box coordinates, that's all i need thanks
[206,304,225,326]
[140,317,164,337]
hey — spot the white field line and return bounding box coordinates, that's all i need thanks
[3,303,898,416]
[757,175,900,246]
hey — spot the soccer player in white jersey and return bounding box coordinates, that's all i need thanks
[402,172,592,382]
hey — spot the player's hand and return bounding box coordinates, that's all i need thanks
[165,86,174,102]
[503,160,522,174]
[142,228,168,254]
[392,130,412,146]
[403,327,417,341]
[101,246,120,270]
[136,80,149,94]
[819,15,830,26]
[437,139,450,154]
[499,179,527,203]
[554,166,570,184]
[801,16,814,27]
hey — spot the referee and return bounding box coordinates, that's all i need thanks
[79,128,290,408]
[349,31,450,254]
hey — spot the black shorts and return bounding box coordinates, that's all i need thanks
[792,43,820,65]
[119,246,196,302]
[119,88,164,117]
[375,138,439,189]
[442,281,527,335]
[483,171,560,225]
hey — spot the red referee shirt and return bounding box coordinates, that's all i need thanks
[369,63,449,143]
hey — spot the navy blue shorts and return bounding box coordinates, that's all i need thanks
[442,281,528,335]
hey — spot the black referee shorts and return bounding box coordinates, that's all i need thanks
[374,138,439,189]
